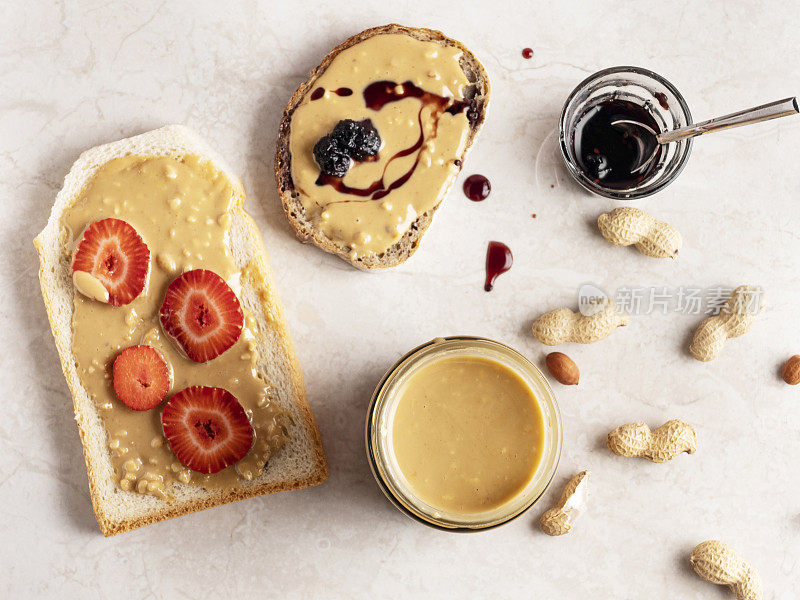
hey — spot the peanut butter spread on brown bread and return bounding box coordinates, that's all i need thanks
[289,34,472,259]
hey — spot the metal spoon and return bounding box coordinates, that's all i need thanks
[612,97,798,174]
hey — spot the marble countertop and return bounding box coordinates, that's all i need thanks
[2,1,798,597]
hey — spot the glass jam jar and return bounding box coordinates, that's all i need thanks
[559,66,693,199]
[365,337,562,531]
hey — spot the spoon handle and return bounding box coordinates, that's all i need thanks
[656,97,798,144]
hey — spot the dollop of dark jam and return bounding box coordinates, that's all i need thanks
[484,241,513,292]
[572,99,662,189]
[463,174,491,201]
[330,119,381,161]
[313,119,381,177]
[312,135,351,178]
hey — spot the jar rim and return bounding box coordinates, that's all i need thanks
[365,336,563,532]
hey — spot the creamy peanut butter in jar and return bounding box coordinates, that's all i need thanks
[366,337,562,530]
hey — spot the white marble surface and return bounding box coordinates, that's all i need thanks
[2,1,799,597]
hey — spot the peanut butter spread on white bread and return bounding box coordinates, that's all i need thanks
[35,126,327,536]
[64,155,288,499]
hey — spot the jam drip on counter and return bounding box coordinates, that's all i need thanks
[315,80,476,201]
[463,174,491,201]
[572,99,662,189]
[310,87,353,100]
[484,241,513,292]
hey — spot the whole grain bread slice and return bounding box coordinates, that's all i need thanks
[34,125,328,536]
[275,24,490,270]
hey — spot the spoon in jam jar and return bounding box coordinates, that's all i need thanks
[614,96,798,174]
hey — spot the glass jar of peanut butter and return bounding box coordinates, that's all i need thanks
[366,337,562,531]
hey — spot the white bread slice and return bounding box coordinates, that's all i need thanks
[275,24,490,270]
[34,125,328,536]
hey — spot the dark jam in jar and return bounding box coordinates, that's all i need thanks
[654,92,669,110]
[572,99,662,189]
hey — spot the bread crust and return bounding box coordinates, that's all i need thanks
[34,126,328,536]
[275,24,490,270]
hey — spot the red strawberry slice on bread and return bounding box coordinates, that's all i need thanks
[161,386,253,474]
[160,269,243,363]
[71,218,150,306]
[112,345,172,411]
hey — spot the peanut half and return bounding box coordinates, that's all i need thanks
[72,270,110,303]
[597,207,682,259]
[532,300,628,345]
[607,420,697,462]
[689,285,764,361]
[690,540,762,600]
[539,470,589,536]
[545,352,579,385]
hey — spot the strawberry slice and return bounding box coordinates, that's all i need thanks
[159,269,243,363]
[161,386,253,474]
[71,218,150,306]
[112,345,172,411]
